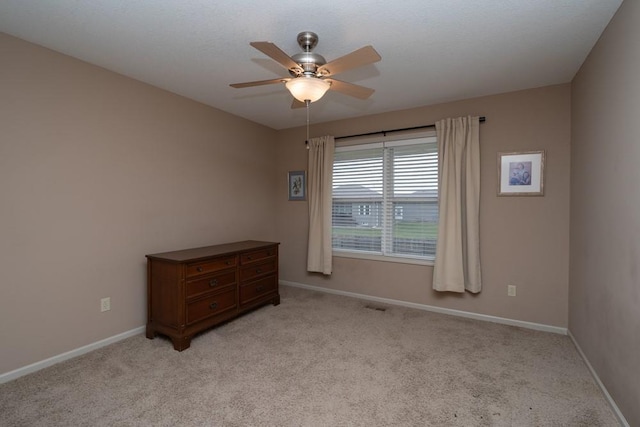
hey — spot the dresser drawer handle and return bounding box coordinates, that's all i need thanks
[256,285,264,293]
[247,256,252,260]
[225,261,231,265]
[209,302,218,310]
[197,266,204,272]
[256,268,262,274]
[209,279,218,287]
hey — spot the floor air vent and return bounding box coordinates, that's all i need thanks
[365,305,387,312]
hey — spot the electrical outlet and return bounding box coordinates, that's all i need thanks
[100,297,111,312]
[507,285,517,297]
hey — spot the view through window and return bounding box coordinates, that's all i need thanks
[332,136,438,261]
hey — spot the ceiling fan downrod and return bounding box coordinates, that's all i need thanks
[290,31,326,77]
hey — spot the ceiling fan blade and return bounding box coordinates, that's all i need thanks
[230,78,289,88]
[317,46,381,77]
[291,98,307,109]
[250,41,303,73]
[326,79,375,100]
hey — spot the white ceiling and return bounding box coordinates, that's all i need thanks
[0,0,622,130]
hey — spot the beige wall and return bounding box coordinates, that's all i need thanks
[0,33,278,375]
[276,85,571,328]
[570,0,640,424]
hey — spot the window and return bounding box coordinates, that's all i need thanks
[358,204,371,216]
[332,135,439,261]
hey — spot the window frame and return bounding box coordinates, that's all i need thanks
[331,131,438,266]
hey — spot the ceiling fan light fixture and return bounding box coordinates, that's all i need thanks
[285,77,330,103]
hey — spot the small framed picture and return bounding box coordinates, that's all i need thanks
[288,170,306,201]
[498,151,545,196]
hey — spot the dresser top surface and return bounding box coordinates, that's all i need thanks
[146,240,279,263]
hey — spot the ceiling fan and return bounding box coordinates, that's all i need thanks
[230,31,381,108]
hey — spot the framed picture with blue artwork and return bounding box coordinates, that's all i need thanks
[288,170,306,201]
[498,151,545,196]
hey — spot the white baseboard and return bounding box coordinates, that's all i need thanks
[568,331,629,427]
[280,280,568,335]
[0,326,145,384]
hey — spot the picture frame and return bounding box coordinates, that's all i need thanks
[288,170,306,201]
[497,150,545,196]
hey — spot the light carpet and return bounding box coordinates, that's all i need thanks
[0,285,619,426]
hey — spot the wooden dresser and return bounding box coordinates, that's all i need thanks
[145,240,279,351]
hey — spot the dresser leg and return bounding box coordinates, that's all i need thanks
[171,335,191,351]
[272,294,281,306]
[145,325,156,340]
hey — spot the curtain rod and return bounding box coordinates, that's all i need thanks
[334,116,486,141]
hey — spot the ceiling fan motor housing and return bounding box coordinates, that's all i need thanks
[290,52,326,76]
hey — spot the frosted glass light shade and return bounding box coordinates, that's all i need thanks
[285,77,331,103]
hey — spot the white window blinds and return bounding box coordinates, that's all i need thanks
[332,135,438,260]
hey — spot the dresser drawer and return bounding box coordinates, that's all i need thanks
[240,246,277,264]
[240,259,277,282]
[186,270,236,299]
[186,287,237,325]
[240,275,277,306]
[186,255,237,278]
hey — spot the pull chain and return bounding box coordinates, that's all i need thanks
[305,99,311,149]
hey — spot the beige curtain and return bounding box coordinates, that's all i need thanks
[433,116,482,293]
[307,135,335,275]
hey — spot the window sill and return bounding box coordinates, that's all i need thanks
[332,250,434,266]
